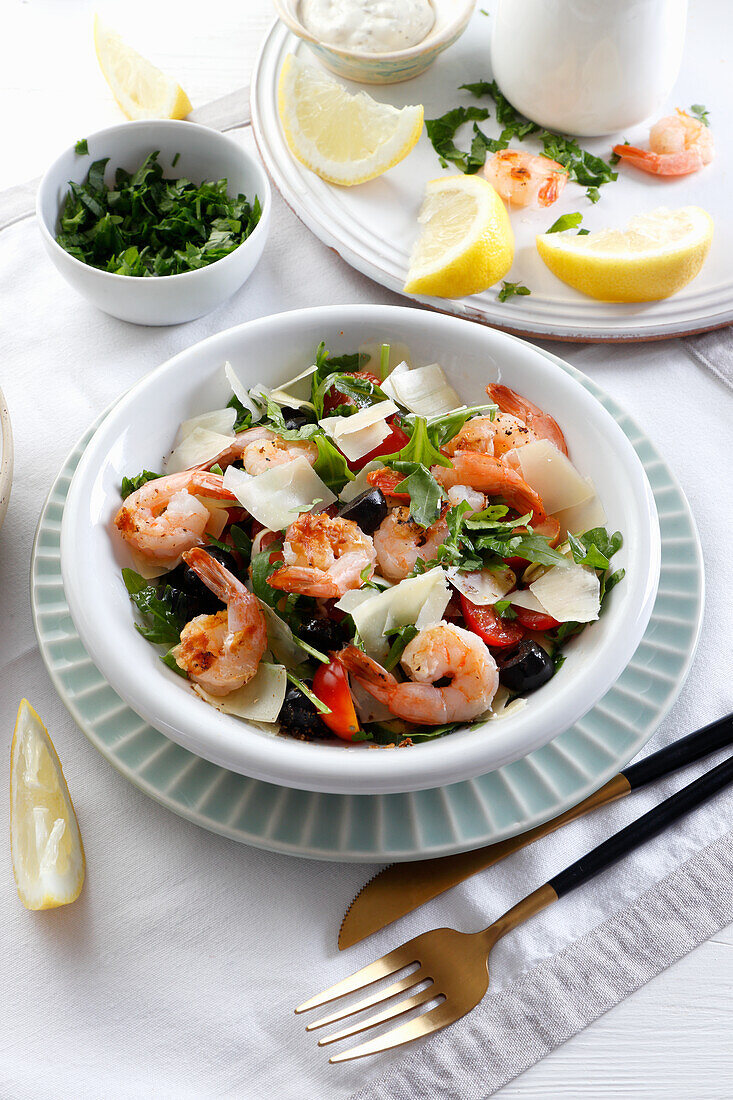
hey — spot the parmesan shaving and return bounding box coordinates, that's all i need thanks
[529,562,600,623]
[446,566,515,606]
[319,400,399,463]
[193,662,287,722]
[165,427,236,474]
[176,408,236,442]
[553,489,607,539]
[338,461,384,502]
[223,457,336,531]
[224,362,265,423]
[348,568,450,660]
[257,601,308,668]
[386,362,461,417]
[507,439,595,515]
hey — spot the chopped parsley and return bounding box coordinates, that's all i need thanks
[120,469,162,500]
[56,150,261,277]
[498,281,531,302]
[689,103,710,127]
[74,138,89,155]
[547,212,583,233]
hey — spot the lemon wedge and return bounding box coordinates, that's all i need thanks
[536,206,713,301]
[404,176,515,298]
[278,54,423,186]
[10,701,85,911]
[94,16,192,121]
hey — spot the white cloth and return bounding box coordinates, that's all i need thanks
[0,125,732,1100]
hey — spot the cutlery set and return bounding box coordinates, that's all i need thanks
[297,713,733,1061]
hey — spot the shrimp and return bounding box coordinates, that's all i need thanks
[202,425,318,476]
[483,149,568,208]
[175,548,267,696]
[446,485,486,513]
[115,470,238,566]
[486,384,568,456]
[268,512,376,598]
[432,451,546,521]
[373,507,449,582]
[443,413,536,459]
[613,110,714,176]
[339,622,498,725]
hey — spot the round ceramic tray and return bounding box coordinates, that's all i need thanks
[30,346,703,861]
[251,0,732,341]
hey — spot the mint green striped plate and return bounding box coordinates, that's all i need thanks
[31,353,703,861]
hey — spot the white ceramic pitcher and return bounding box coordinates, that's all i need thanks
[490,0,688,136]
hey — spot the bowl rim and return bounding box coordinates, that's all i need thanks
[0,386,13,527]
[60,304,661,795]
[35,118,271,287]
[272,0,475,61]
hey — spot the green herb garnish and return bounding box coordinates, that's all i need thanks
[122,568,186,646]
[689,104,710,126]
[383,624,419,672]
[286,671,331,715]
[498,281,531,302]
[75,138,89,155]
[56,151,261,277]
[424,106,491,172]
[120,469,162,500]
[547,212,583,233]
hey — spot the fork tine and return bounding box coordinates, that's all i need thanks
[295,945,418,1014]
[328,1000,460,1062]
[305,971,425,1031]
[317,984,437,1046]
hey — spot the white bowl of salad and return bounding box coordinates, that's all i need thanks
[61,305,660,794]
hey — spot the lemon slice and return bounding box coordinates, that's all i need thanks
[10,701,85,911]
[536,206,714,302]
[278,54,423,186]
[404,176,515,298]
[94,16,192,120]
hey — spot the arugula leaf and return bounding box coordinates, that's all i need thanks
[312,371,387,419]
[75,138,89,155]
[689,103,710,126]
[122,569,187,646]
[205,524,253,564]
[161,648,188,677]
[120,469,162,500]
[498,281,531,302]
[392,462,444,528]
[381,415,451,469]
[379,343,390,380]
[424,106,491,172]
[474,531,568,567]
[493,598,518,619]
[250,548,284,611]
[55,150,261,277]
[567,529,620,571]
[586,186,600,203]
[384,624,419,671]
[285,670,331,715]
[547,212,583,233]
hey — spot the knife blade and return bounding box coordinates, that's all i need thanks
[338,712,733,950]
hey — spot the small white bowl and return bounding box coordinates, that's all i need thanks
[273,0,475,84]
[0,388,12,532]
[36,120,271,327]
[61,305,660,795]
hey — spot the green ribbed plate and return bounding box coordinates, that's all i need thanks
[31,351,703,861]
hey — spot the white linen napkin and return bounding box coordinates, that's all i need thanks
[0,126,731,1100]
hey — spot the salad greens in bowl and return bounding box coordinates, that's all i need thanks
[60,305,660,794]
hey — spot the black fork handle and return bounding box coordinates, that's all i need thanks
[623,713,733,790]
[549,752,733,898]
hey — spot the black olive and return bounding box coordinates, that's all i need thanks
[337,488,388,535]
[496,640,555,695]
[279,405,312,431]
[163,546,238,617]
[297,616,345,654]
[278,682,330,740]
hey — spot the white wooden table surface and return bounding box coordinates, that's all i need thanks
[3,1,732,1096]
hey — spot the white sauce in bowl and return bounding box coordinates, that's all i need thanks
[300,0,435,54]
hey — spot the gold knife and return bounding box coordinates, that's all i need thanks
[338,713,733,949]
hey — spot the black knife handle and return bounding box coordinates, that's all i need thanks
[623,712,733,791]
[549,753,733,899]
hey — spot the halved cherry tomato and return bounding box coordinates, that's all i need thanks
[366,467,410,500]
[323,370,381,416]
[513,606,560,632]
[312,659,360,741]
[349,418,411,472]
[459,595,525,648]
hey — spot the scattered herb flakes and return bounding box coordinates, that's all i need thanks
[689,103,710,126]
[56,150,261,277]
[547,212,583,234]
[585,186,600,204]
[424,106,491,173]
[498,281,531,302]
[74,138,89,155]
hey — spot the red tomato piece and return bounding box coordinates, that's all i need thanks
[366,467,410,500]
[312,659,361,741]
[459,595,525,648]
[322,370,381,416]
[348,418,411,472]
[513,606,560,632]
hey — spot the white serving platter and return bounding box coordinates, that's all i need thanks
[251,0,732,341]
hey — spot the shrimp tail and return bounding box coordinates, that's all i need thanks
[268,564,340,599]
[537,174,564,206]
[486,383,568,456]
[612,143,702,177]
[188,470,239,501]
[337,646,398,706]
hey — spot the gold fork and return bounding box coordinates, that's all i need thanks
[296,751,733,1062]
